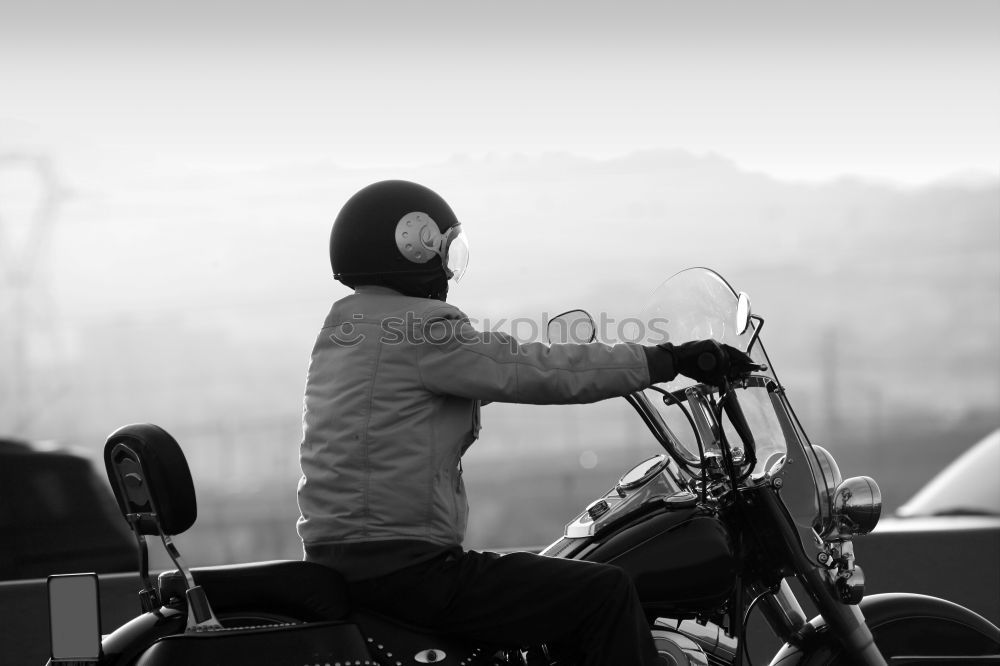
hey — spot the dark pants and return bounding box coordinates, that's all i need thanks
[347,549,661,666]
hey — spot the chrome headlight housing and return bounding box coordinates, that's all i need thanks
[809,447,882,540]
[828,476,882,539]
[811,445,843,538]
[812,445,843,502]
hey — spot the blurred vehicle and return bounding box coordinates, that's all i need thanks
[854,429,1000,625]
[0,437,134,580]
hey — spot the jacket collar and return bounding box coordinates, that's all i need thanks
[354,285,404,296]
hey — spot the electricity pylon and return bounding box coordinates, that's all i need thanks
[0,153,69,436]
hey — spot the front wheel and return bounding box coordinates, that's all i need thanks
[772,593,1000,665]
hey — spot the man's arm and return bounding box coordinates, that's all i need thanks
[414,308,653,404]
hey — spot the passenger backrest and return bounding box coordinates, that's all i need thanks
[104,423,197,536]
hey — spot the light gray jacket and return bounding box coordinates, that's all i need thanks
[296,286,652,550]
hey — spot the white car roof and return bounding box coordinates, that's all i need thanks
[896,429,1000,518]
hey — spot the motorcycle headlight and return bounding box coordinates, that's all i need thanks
[830,476,882,538]
[813,445,843,500]
[811,445,842,538]
[811,446,881,539]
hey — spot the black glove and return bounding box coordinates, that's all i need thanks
[656,340,756,386]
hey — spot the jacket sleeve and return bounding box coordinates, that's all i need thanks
[415,305,652,404]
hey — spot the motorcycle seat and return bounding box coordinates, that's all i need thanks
[157,559,351,622]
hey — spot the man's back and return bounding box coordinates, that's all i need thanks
[297,286,476,554]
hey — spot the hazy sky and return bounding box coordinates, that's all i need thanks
[1,0,998,184]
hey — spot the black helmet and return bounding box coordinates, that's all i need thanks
[330,180,469,298]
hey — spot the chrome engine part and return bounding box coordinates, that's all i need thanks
[652,618,738,666]
[651,626,711,666]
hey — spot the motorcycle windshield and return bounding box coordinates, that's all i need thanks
[638,268,771,468]
[637,267,827,530]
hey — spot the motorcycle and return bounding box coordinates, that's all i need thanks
[46,267,1000,665]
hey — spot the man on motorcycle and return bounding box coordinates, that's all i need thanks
[297,180,752,665]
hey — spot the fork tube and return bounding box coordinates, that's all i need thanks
[755,580,809,644]
[798,566,886,665]
[758,486,887,665]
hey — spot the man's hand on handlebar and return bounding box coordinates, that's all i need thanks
[657,340,758,386]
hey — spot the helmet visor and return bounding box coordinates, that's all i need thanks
[443,225,469,282]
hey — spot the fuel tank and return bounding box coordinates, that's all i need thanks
[541,456,736,616]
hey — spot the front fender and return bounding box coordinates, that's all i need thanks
[769,592,1000,665]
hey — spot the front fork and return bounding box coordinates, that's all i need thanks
[751,488,887,665]
[799,566,886,665]
[753,571,886,666]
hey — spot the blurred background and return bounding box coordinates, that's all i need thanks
[0,0,997,573]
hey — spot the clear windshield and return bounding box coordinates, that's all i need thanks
[637,268,785,477]
[634,267,833,533]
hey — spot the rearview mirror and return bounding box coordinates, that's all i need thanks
[736,292,752,336]
[546,309,596,344]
